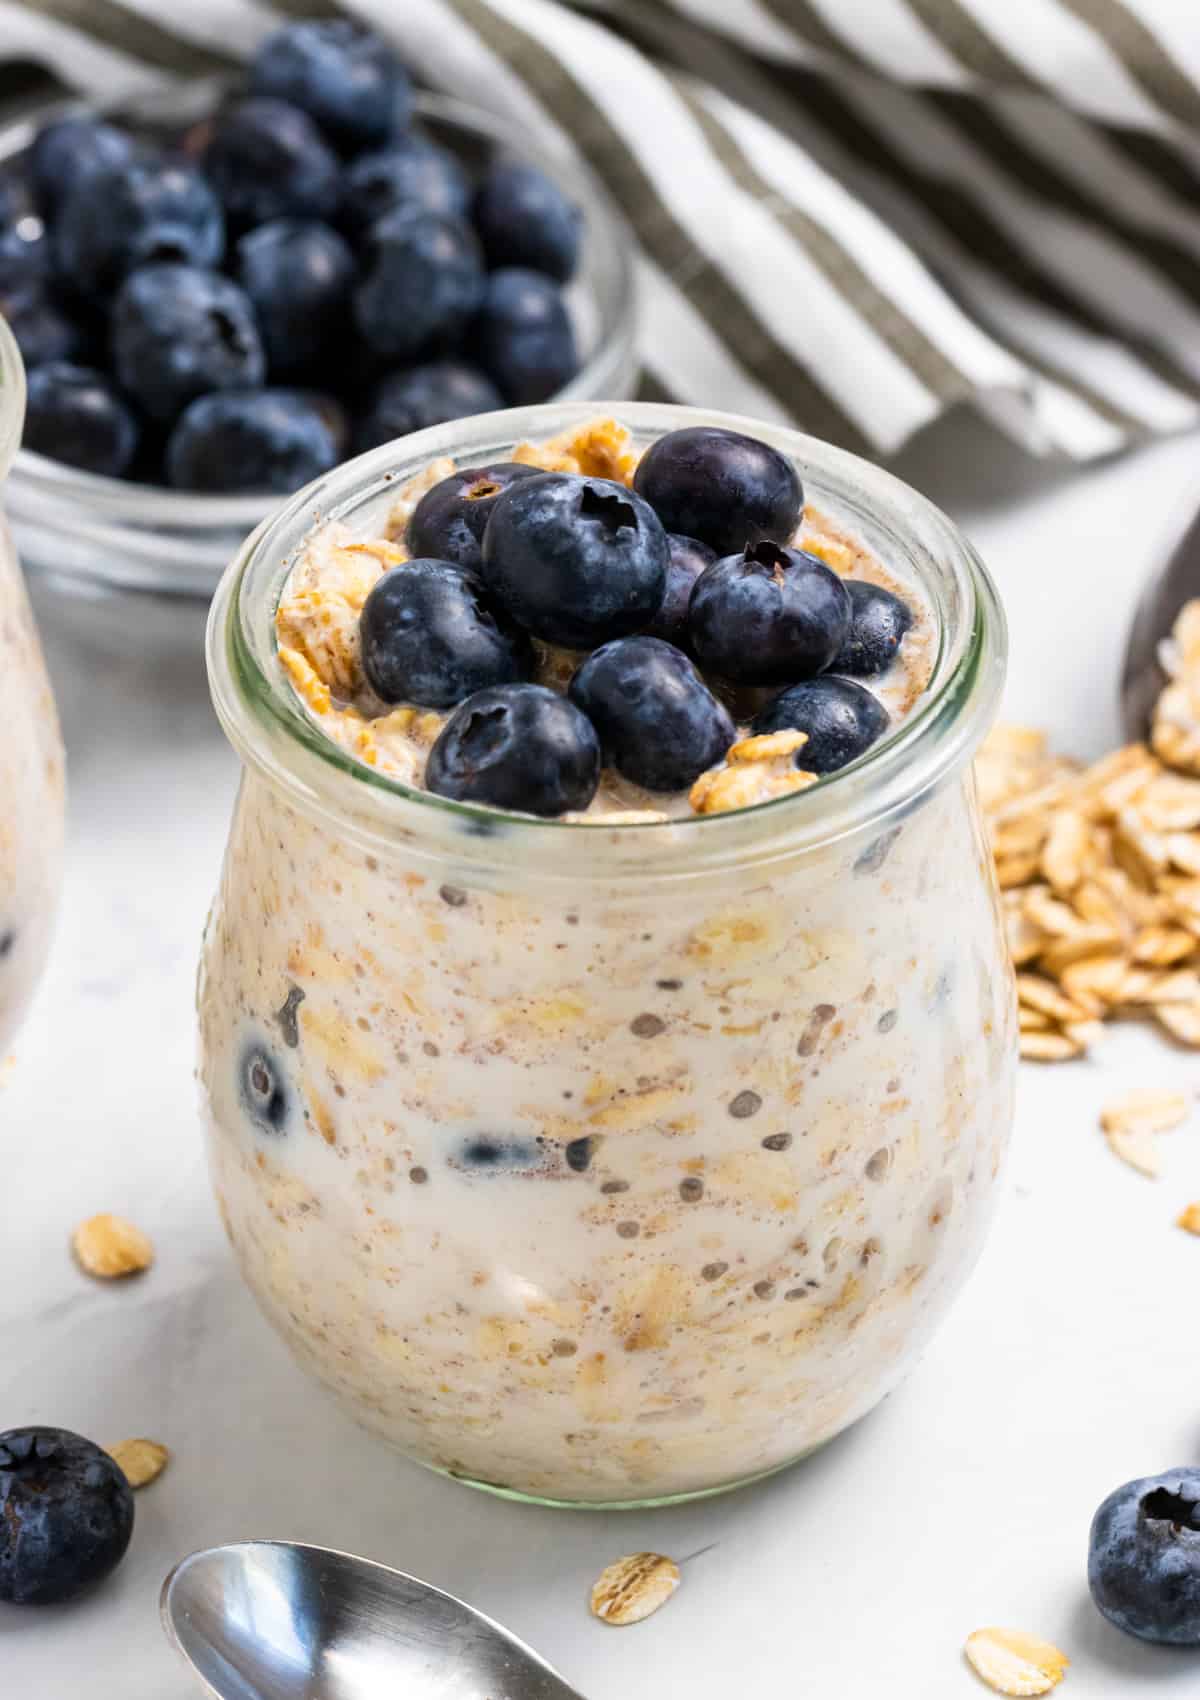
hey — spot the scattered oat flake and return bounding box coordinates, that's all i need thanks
[590,1552,680,1626]
[107,1437,168,1488]
[1177,1202,1200,1235]
[964,1627,1069,1696]
[72,1213,154,1279]
[1104,1127,1162,1179]
[1100,1088,1191,1138]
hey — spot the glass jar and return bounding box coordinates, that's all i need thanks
[0,314,65,1050]
[199,401,1015,1508]
[0,85,638,658]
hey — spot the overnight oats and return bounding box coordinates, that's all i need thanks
[0,316,64,1052]
[199,402,1015,1506]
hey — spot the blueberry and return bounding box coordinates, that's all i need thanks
[8,295,84,369]
[482,473,668,648]
[472,162,582,283]
[23,363,139,478]
[633,426,802,558]
[407,462,542,572]
[0,225,49,316]
[360,560,532,708]
[690,541,850,685]
[111,264,264,421]
[250,20,411,155]
[830,580,914,677]
[753,676,889,774]
[241,1042,288,1132]
[235,218,354,378]
[166,389,338,494]
[1089,1470,1200,1645]
[353,208,484,362]
[295,389,350,459]
[340,136,470,241]
[426,683,600,816]
[455,1135,545,1173]
[0,1427,134,1606]
[203,98,340,232]
[55,158,224,298]
[468,268,578,404]
[570,636,735,792]
[30,117,135,216]
[643,534,715,651]
[353,361,502,454]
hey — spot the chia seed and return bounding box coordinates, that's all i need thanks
[616,1220,640,1239]
[753,1280,776,1299]
[565,1137,594,1173]
[729,1090,762,1120]
[678,1176,704,1202]
[630,1013,665,1038]
[877,1008,899,1034]
[601,1179,630,1194]
[761,1132,793,1152]
[701,1261,728,1281]
[409,1166,428,1185]
[439,884,467,907]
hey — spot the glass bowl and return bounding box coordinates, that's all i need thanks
[0,80,638,655]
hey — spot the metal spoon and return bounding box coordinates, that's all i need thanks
[161,1540,586,1700]
[1121,500,1200,741]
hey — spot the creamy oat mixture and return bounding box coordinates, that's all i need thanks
[0,510,64,1052]
[198,418,1014,1504]
[274,419,936,819]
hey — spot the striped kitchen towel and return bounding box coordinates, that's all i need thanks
[3,0,1200,459]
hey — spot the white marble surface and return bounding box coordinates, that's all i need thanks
[4,408,1200,1698]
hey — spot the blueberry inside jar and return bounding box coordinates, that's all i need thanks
[199,402,1015,1506]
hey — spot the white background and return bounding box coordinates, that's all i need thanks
[2,406,1199,1697]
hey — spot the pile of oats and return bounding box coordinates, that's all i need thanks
[979,601,1200,1062]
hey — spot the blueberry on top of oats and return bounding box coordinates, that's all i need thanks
[408,462,544,573]
[426,683,600,816]
[570,636,735,793]
[360,559,533,708]
[481,472,668,648]
[831,579,913,678]
[633,425,802,558]
[754,675,889,774]
[689,541,850,685]
[642,534,715,653]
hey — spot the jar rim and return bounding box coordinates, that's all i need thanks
[209,401,1007,883]
[0,314,25,481]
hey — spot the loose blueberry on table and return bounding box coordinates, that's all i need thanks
[276,420,919,818]
[1089,1469,1200,1645]
[2,16,585,492]
[0,1427,134,1606]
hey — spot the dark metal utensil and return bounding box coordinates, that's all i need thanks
[1122,503,1200,741]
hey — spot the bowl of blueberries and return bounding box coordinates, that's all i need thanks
[0,18,637,653]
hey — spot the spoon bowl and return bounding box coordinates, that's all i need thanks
[161,1540,586,1700]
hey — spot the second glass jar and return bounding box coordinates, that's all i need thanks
[0,314,64,1051]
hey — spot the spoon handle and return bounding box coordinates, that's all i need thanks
[1122,503,1200,742]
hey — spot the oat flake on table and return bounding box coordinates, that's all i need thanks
[71,1213,154,1278]
[964,1627,1069,1696]
[107,1437,169,1488]
[589,1552,680,1625]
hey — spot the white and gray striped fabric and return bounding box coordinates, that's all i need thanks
[4,0,1200,459]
